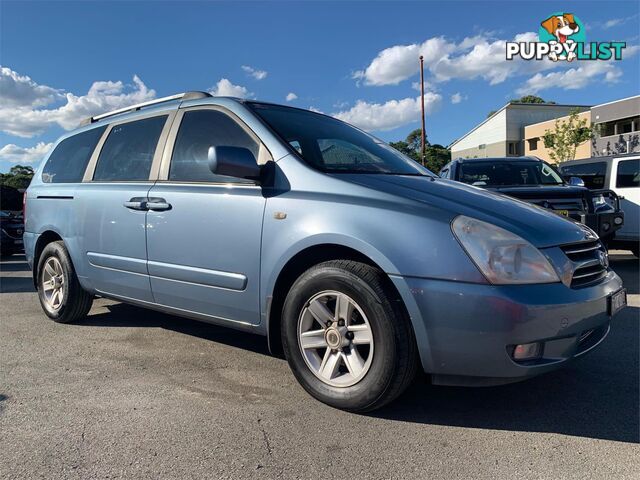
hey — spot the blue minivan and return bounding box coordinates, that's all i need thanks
[24,92,626,411]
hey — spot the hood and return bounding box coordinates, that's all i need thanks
[334,174,593,248]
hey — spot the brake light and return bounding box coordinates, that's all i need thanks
[22,191,26,228]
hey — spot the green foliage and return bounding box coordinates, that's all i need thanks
[542,109,593,163]
[487,96,555,118]
[510,95,555,105]
[389,129,451,172]
[0,165,34,190]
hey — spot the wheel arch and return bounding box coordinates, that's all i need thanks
[32,230,63,286]
[266,242,412,357]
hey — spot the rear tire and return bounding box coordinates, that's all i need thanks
[37,241,93,324]
[281,260,418,412]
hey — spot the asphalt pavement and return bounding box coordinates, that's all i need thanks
[1,252,638,479]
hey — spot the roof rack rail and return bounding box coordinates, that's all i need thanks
[80,91,211,126]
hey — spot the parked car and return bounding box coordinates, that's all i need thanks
[0,185,25,256]
[559,154,639,257]
[439,157,624,245]
[24,92,626,411]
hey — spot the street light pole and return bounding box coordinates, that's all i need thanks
[419,55,426,166]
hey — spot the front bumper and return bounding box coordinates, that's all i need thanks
[581,211,624,240]
[0,233,24,253]
[391,270,623,386]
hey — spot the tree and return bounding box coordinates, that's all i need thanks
[0,164,35,190]
[487,96,556,118]
[510,95,555,105]
[542,109,593,163]
[389,129,451,172]
[424,144,450,172]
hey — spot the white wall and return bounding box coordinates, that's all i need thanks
[452,109,506,152]
[506,105,589,141]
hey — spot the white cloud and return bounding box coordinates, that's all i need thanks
[0,73,155,137]
[308,106,324,114]
[354,32,555,87]
[285,92,298,102]
[353,37,456,86]
[0,142,53,164]
[208,78,252,98]
[450,92,465,104]
[332,93,442,132]
[241,65,268,80]
[517,62,623,95]
[604,18,624,29]
[601,14,638,29]
[0,66,63,108]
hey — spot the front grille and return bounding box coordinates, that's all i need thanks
[561,240,608,288]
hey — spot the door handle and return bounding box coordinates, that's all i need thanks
[146,197,172,211]
[124,197,148,210]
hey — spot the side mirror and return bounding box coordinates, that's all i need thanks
[207,146,261,181]
[568,176,585,187]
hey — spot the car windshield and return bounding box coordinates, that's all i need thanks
[248,103,433,176]
[459,160,564,187]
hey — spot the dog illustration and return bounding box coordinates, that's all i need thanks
[541,13,580,61]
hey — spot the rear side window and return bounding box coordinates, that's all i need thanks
[169,110,259,182]
[560,162,607,189]
[616,159,639,188]
[93,115,167,181]
[42,126,106,183]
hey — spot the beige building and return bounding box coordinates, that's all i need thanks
[524,111,591,163]
[450,102,590,159]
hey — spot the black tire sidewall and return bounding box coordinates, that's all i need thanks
[37,242,74,322]
[282,265,399,410]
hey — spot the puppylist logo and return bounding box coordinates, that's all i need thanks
[507,12,626,62]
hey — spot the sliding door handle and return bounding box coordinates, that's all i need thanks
[124,197,148,210]
[147,198,172,211]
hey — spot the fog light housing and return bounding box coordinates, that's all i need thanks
[602,222,611,232]
[512,342,542,361]
[614,216,623,225]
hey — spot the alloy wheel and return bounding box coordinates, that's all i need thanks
[297,290,374,387]
[42,256,65,311]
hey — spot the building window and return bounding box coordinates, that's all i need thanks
[507,142,520,156]
[596,116,640,137]
[478,144,486,150]
[527,138,539,151]
[619,120,633,134]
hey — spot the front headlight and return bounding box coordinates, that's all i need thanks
[452,216,560,285]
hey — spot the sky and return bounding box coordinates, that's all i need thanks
[0,0,639,172]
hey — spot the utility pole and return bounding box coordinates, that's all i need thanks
[419,55,426,166]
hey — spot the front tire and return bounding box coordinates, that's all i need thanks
[281,260,418,412]
[37,241,93,323]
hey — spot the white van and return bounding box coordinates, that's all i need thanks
[560,154,639,257]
